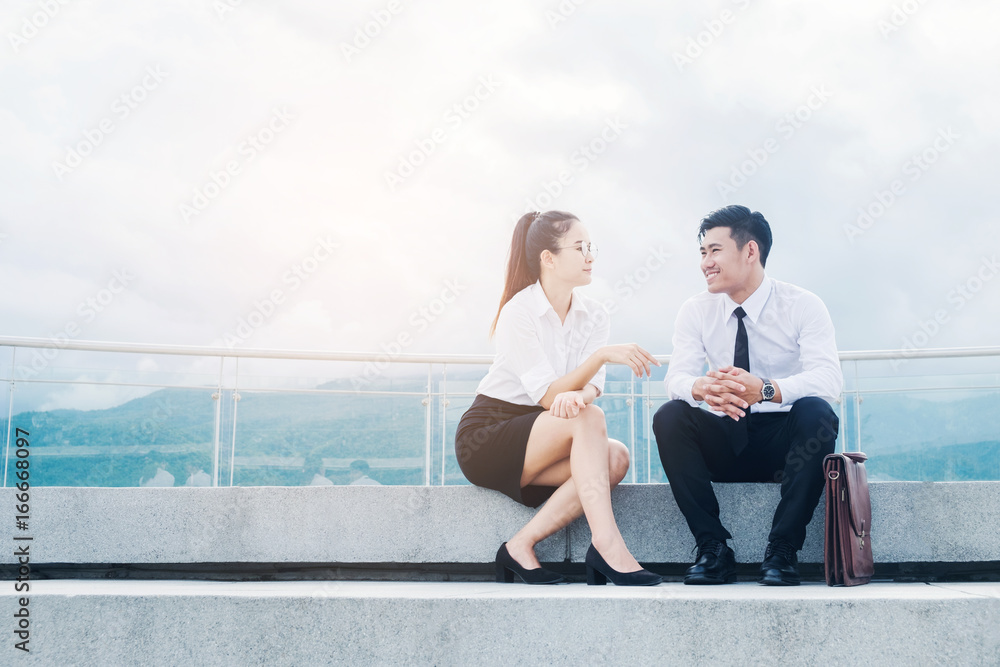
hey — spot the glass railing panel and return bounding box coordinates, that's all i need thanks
[597,377,632,422]
[1,347,12,460]
[1,381,217,487]
[2,339,997,486]
[232,357,434,395]
[437,368,489,487]
[836,395,857,453]
[0,347,222,487]
[849,355,1000,474]
[441,384,473,488]
[642,375,671,483]
[857,388,1000,481]
[0,346,13,383]
[640,363,674,484]
[5,348,222,390]
[851,355,1000,392]
[228,390,427,486]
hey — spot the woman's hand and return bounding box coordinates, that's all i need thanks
[549,390,587,419]
[601,344,661,378]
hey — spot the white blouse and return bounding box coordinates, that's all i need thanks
[477,281,610,406]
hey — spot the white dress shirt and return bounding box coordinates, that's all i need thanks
[309,474,333,486]
[140,467,175,487]
[184,470,212,487]
[477,281,610,406]
[665,276,843,415]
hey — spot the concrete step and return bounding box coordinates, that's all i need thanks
[3,483,998,567]
[7,580,999,665]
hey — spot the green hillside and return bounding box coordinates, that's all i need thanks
[3,371,997,486]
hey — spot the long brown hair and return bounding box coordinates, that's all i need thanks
[490,210,578,337]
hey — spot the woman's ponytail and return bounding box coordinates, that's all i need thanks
[490,210,577,337]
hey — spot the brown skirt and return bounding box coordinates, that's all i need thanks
[455,394,555,508]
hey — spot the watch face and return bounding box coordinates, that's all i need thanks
[763,382,775,400]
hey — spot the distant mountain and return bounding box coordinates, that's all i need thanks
[866,440,1000,481]
[3,384,434,487]
[857,392,999,455]
[3,372,996,486]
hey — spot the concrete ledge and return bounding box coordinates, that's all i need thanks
[2,482,998,565]
[5,580,999,665]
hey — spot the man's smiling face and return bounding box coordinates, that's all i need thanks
[699,226,754,297]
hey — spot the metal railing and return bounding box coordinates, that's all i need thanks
[2,336,999,486]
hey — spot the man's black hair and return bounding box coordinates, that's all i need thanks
[698,205,773,268]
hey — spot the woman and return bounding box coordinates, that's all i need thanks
[455,210,662,586]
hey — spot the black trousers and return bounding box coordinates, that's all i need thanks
[652,397,839,551]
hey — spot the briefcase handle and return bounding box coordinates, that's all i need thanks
[825,452,868,467]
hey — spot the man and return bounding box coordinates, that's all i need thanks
[348,459,382,486]
[184,464,213,487]
[303,454,334,486]
[140,460,175,487]
[653,205,842,586]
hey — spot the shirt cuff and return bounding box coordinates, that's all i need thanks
[773,376,799,407]
[668,375,700,408]
[522,365,559,405]
[590,366,606,396]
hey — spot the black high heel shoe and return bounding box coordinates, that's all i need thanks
[495,543,567,584]
[585,544,662,586]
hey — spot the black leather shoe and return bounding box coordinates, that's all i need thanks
[759,540,800,586]
[585,544,662,586]
[495,543,567,584]
[684,539,736,585]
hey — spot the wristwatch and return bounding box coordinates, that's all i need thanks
[760,379,775,403]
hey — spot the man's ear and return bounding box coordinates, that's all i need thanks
[746,240,759,264]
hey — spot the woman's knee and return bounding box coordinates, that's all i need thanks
[569,404,608,440]
[575,403,607,435]
[609,439,630,484]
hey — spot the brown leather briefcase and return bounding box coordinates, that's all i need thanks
[823,452,874,586]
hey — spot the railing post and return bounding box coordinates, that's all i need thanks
[211,356,223,487]
[627,375,636,483]
[228,357,241,487]
[440,364,449,486]
[644,378,653,484]
[854,360,863,453]
[423,365,432,486]
[837,359,846,453]
[835,394,845,453]
[2,347,15,488]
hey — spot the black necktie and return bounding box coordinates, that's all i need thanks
[734,307,749,373]
[732,307,750,452]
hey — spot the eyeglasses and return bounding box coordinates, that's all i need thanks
[557,242,599,259]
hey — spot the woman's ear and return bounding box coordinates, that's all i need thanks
[539,248,555,269]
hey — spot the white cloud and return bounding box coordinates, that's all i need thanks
[1,0,997,380]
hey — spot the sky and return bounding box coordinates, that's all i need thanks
[2,0,998,376]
